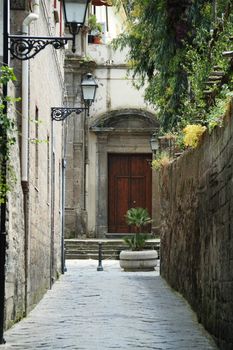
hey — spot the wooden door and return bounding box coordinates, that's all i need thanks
[108,154,152,233]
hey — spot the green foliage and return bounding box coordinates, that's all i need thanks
[113,0,233,133]
[88,14,102,36]
[124,207,152,251]
[0,66,16,85]
[0,66,17,203]
[151,151,171,171]
[206,85,233,132]
[124,233,148,251]
[125,207,151,230]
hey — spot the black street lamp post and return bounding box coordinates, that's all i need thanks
[150,132,159,154]
[51,73,98,120]
[9,0,90,60]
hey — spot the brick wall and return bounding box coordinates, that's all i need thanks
[159,101,233,350]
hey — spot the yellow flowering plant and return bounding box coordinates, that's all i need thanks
[183,124,207,148]
[151,151,171,171]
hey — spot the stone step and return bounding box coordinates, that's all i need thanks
[67,253,120,260]
[105,232,155,239]
[65,238,160,260]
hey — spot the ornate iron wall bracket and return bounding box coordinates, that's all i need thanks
[51,107,87,121]
[9,35,74,60]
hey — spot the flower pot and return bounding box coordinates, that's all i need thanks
[93,36,102,44]
[119,250,158,271]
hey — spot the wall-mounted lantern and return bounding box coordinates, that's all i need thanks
[150,133,159,154]
[7,0,90,60]
[51,73,98,121]
[62,0,90,53]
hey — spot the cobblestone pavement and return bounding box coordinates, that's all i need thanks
[1,260,218,350]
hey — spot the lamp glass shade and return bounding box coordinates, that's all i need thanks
[81,73,98,104]
[150,135,159,152]
[63,0,89,25]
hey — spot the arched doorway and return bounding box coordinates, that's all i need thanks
[89,109,159,237]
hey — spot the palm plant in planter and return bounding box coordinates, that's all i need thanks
[124,207,151,250]
[119,207,158,271]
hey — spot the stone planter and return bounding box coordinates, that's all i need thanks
[119,250,158,271]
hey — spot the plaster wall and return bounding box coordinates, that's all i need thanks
[87,46,154,116]
[86,132,97,235]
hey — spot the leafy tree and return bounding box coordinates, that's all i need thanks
[113,0,233,132]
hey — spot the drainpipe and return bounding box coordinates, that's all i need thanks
[21,0,40,315]
[21,0,39,182]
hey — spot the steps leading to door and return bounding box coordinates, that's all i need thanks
[65,238,160,260]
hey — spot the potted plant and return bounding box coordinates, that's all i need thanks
[88,14,103,44]
[119,207,158,271]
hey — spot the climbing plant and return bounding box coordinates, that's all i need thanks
[0,66,17,203]
[113,0,233,134]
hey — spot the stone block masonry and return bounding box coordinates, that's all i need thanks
[3,3,64,330]
[2,260,217,350]
[159,100,233,350]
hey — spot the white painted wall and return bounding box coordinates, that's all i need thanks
[86,4,155,118]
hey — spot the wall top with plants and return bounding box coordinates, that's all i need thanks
[113,0,233,136]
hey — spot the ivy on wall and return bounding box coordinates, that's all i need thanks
[0,66,17,203]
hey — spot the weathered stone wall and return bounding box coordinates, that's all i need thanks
[159,102,233,350]
[24,1,64,312]
[4,1,64,328]
[5,83,26,329]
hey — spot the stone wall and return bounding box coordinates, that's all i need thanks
[4,1,64,329]
[21,1,64,312]
[159,101,233,350]
[5,83,26,329]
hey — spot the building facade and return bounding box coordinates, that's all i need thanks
[64,3,160,239]
[2,0,65,329]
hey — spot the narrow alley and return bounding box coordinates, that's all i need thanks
[1,260,217,350]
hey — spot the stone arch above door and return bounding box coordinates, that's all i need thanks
[89,109,159,238]
[90,108,159,132]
